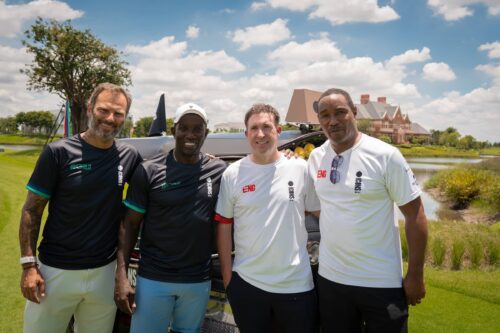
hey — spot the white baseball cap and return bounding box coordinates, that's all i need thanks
[174,103,208,124]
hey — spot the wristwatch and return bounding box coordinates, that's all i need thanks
[20,256,37,265]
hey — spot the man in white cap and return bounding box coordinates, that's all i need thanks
[114,103,227,333]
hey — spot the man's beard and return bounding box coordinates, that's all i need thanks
[87,113,123,140]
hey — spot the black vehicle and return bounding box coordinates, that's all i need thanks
[109,130,327,333]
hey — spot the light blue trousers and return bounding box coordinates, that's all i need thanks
[131,276,211,333]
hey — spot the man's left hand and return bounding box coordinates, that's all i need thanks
[403,272,425,306]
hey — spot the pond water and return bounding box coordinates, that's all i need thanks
[0,144,40,151]
[397,157,485,221]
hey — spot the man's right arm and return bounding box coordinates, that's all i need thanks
[216,221,233,289]
[19,191,48,303]
[114,209,143,314]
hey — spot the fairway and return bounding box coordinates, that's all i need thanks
[0,149,499,332]
[0,149,42,332]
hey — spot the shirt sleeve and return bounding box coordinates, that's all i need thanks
[123,164,149,214]
[214,169,234,223]
[386,149,421,207]
[26,145,58,199]
[304,161,321,211]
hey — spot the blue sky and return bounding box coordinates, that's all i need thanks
[0,0,499,141]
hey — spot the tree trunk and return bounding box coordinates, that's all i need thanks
[70,102,88,134]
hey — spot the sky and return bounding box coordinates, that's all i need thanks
[0,0,499,142]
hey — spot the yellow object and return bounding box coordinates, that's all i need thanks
[294,146,306,158]
[304,143,315,153]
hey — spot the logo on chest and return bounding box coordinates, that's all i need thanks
[69,163,92,171]
[242,184,256,193]
[161,181,181,190]
[317,170,327,179]
[117,165,124,186]
[354,171,363,194]
[288,181,295,201]
[206,177,213,198]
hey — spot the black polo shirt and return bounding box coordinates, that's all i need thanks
[124,150,227,283]
[27,134,142,269]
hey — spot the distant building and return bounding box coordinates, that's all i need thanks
[286,89,431,144]
[213,122,245,133]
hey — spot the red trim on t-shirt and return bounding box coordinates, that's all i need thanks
[214,213,234,224]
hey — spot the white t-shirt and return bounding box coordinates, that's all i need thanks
[216,155,319,293]
[307,134,421,288]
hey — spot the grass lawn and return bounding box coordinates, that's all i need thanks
[0,149,499,332]
[0,134,49,146]
[410,267,500,332]
[398,145,481,158]
[0,149,42,332]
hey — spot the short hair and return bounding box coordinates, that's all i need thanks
[313,88,356,112]
[87,83,132,114]
[244,103,280,127]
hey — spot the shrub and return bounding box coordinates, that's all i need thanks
[451,239,465,270]
[426,164,498,209]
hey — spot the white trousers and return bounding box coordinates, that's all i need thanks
[23,260,117,333]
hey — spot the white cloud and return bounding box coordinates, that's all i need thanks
[124,36,187,59]
[228,18,291,50]
[0,0,83,38]
[268,38,344,67]
[386,47,431,66]
[261,0,399,25]
[417,86,500,141]
[427,0,500,21]
[0,45,60,115]
[250,2,268,11]
[479,41,500,59]
[410,62,500,141]
[186,25,200,39]
[422,62,457,81]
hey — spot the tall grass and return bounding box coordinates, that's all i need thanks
[451,239,465,270]
[467,237,483,269]
[431,237,446,267]
[401,221,500,270]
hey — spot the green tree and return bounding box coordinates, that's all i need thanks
[0,116,18,134]
[134,117,154,137]
[430,129,442,145]
[166,117,174,135]
[458,135,476,150]
[357,119,372,134]
[21,18,131,134]
[15,111,54,134]
[379,135,392,144]
[439,131,460,147]
[117,116,133,138]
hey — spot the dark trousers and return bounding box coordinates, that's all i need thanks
[227,272,318,333]
[318,275,408,333]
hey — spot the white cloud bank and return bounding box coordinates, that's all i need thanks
[427,0,500,21]
[422,62,457,81]
[479,41,500,59]
[0,0,83,38]
[228,18,291,50]
[251,0,399,25]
